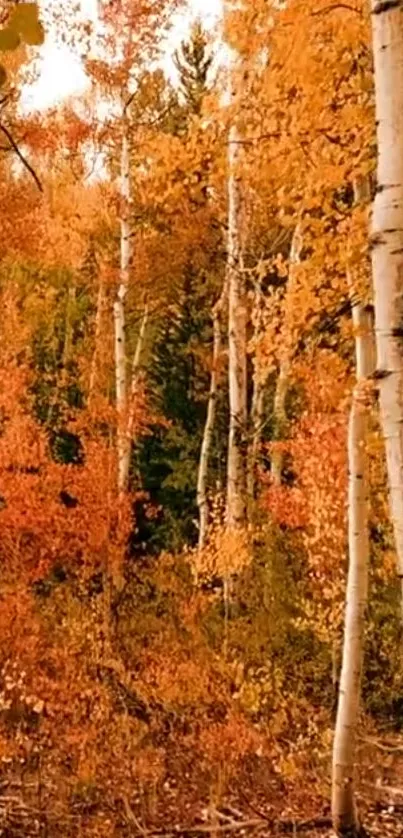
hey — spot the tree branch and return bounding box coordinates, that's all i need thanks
[311,3,360,14]
[0,123,43,192]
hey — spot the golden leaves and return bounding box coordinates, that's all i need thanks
[0,2,44,86]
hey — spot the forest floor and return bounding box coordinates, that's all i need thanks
[1,724,403,836]
[110,728,403,838]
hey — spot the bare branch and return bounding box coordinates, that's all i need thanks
[0,123,43,192]
[358,735,403,754]
[311,3,360,14]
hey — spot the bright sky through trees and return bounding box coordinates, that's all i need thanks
[20,0,222,112]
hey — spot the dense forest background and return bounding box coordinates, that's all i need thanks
[0,1,402,836]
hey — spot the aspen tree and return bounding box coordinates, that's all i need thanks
[370,0,403,616]
[247,270,265,507]
[114,115,131,493]
[271,222,302,485]
[197,285,226,549]
[226,54,248,528]
[332,178,375,838]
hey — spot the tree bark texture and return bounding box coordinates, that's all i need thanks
[115,123,131,493]
[227,121,247,528]
[271,222,302,486]
[197,287,226,549]
[370,0,403,616]
[332,177,375,837]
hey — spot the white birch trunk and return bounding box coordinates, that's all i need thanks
[332,306,375,836]
[89,277,106,404]
[271,223,302,485]
[247,275,266,505]
[197,289,226,549]
[120,303,149,488]
[370,0,403,616]
[226,122,247,529]
[332,176,375,837]
[115,123,131,494]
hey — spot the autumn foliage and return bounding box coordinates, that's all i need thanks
[0,1,401,837]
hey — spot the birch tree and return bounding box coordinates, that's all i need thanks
[370,0,403,616]
[226,115,247,528]
[89,274,106,404]
[123,301,149,477]
[332,303,374,837]
[332,177,375,837]
[197,285,226,549]
[271,221,302,485]
[115,115,132,494]
[247,270,266,506]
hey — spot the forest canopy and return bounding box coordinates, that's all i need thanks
[0,1,402,837]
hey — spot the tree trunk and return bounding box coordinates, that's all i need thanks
[226,121,247,529]
[89,276,106,404]
[332,307,374,836]
[370,0,403,617]
[271,357,290,487]
[332,178,375,837]
[114,121,131,494]
[197,288,226,549]
[247,273,266,506]
[271,223,302,485]
[120,303,149,490]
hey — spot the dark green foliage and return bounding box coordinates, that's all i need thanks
[135,267,227,553]
[130,28,223,553]
[173,20,214,118]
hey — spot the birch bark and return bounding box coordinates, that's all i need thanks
[120,303,149,489]
[332,177,375,837]
[114,120,131,494]
[247,273,266,506]
[89,277,106,404]
[226,121,247,528]
[197,287,226,549]
[370,0,403,616]
[332,302,374,836]
[271,223,302,485]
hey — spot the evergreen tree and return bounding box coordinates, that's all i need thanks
[173,19,214,119]
[130,25,224,553]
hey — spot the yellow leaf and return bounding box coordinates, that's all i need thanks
[0,27,20,51]
[10,3,44,46]
[23,21,44,46]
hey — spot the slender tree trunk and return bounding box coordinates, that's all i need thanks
[370,0,403,617]
[114,121,131,494]
[271,223,302,485]
[332,307,374,837]
[332,177,375,837]
[120,303,149,488]
[247,274,266,506]
[89,276,106,404]
[197,289,226,549]
[227,121,247,528]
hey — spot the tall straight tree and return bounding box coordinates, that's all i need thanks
[197,285,226,549]
[90,0,177,493]
[226,64,247,529]
[247,270,265,507]
[332,178,375,838]
[115,108,132,493]
[271,221,302,485]
[370,0,403,615]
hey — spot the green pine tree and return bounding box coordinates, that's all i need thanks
[173,19,214,120]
